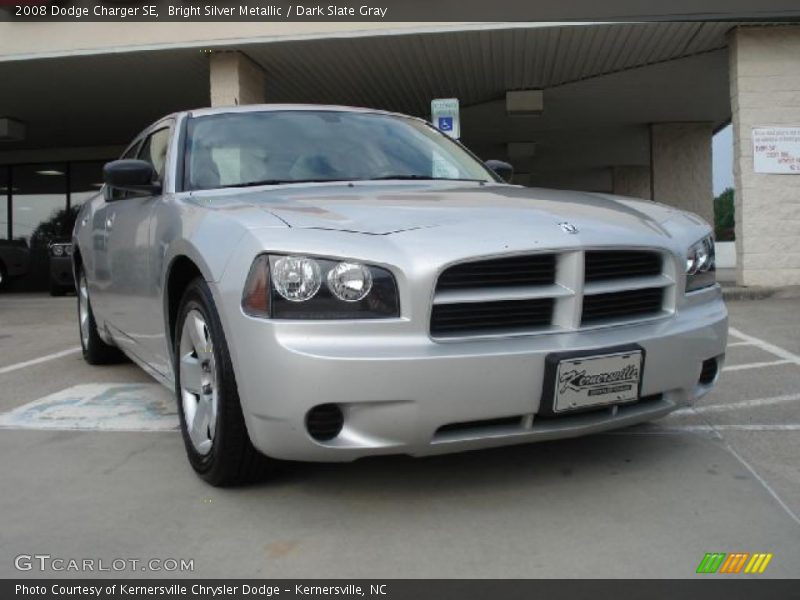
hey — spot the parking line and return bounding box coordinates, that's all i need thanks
[666,424,800,432]
[727,341,755,347]
[0,347,82,376]
[728,327,800,366]
[723,359,793,372]
[723,442,800,527]
[674,392,800,415]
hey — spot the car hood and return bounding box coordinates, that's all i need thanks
[200,181,700,238]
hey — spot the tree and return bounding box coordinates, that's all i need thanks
[29,205,80,248]
[713,187,734,241]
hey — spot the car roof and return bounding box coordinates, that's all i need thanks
[184,103,420,121]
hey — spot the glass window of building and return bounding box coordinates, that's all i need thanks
[1,166,9,240]
[70,161,107,209]
[11,164,68,247]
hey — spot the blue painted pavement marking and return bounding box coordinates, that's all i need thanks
[0,383,179,431]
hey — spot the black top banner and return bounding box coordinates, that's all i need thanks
[2,0,800,22]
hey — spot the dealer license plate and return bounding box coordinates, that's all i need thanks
[552,350,643,413]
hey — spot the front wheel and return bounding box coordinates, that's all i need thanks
[174,278,273,486]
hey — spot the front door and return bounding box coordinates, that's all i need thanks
[104,126,171,375]
[87,140,142,322]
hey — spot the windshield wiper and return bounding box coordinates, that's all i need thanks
[224,175,486,188]
[362,175,486,182]
[227,178,351,188]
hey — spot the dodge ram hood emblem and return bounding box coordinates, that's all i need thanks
[559,222,579,234]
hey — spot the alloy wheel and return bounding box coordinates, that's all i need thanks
[179,309,218,455]
[78,274,90,349]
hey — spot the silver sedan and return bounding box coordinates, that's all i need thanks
[73,105,727,485]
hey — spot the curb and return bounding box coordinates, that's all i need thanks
[722,285,800,301]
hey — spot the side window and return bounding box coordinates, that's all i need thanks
[137,128,170,182]
[122,143,140,160]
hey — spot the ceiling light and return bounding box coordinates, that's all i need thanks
[36,169,65,176]
[506,90,544,115]
[507,142,537,159]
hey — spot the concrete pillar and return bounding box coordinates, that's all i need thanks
[729,26,800,287]
[209,51,265,107]
[650,123,714,224]
[612,166,651,200]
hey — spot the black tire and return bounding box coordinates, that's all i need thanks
[174,277,273,486]
[50,281,68,297]
[77,267,125,365]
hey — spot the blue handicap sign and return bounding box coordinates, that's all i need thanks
[438,117,453,132]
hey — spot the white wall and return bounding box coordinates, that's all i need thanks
[612,166,651,200]
[729,26,800,287]
[650,122,714,225]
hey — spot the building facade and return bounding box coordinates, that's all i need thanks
[0,20,798,288]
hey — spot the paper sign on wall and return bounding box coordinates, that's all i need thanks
[753,127,800,174]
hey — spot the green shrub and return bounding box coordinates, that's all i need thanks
[714,187,735,241]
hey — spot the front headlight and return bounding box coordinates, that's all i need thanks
[685,235,716,292]
[49,243,73,257]
[242,254,399,319]
[272,255,322,302]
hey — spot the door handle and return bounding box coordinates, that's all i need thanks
[105,213,116,230]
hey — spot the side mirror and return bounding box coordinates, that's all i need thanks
[103,159,161,197]
[485,160,514,183]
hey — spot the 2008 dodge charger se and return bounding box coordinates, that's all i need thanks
[72,105,727,486]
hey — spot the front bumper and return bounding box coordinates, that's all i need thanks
[223,284,727,462]
[50,256,74,288]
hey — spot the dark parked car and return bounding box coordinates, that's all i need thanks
[0,240,31,291]
[48,240,75,296]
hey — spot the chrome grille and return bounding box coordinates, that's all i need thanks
[431,248,673,338]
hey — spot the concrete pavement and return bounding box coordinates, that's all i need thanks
[0,292,798,578]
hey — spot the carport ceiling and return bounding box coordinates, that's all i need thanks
[0,21,754,153]
[251,21,739,113]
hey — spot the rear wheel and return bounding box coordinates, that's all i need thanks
[77,268,125,364]
[50,280,69,296]
[174,277,273,486]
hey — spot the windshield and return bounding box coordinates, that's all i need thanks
[184,110,495,190]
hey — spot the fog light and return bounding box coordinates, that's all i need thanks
[699,358,718,385]
[305,404,344,441]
